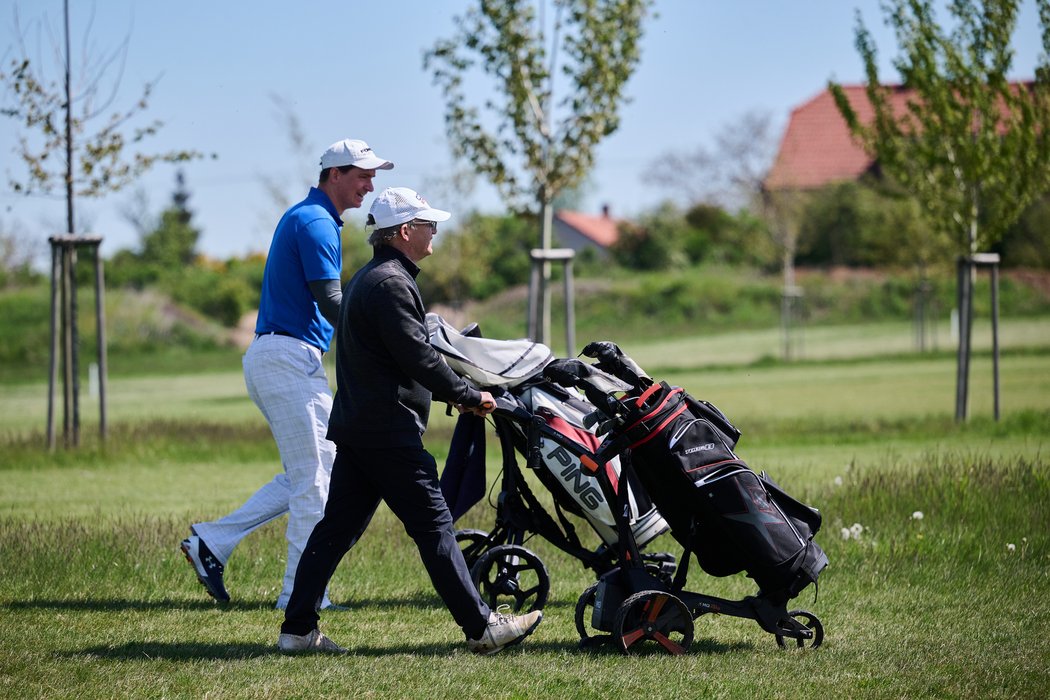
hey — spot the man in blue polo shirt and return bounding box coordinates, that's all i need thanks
[181,139,392,610]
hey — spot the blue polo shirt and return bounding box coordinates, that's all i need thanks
[255,187,343,352]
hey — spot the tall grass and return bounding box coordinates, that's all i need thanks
[1,446,1046,698]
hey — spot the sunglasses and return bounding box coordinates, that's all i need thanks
[409,220,437,234]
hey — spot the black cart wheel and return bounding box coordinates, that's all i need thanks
[454,528,490,570]
[775,609,824,649]
[574,582,611,648]
[470,544,550,613]
[613,590,694,656]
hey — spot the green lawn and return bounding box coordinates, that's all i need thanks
[1,320,1048,698]
[5,317,1047,435]
[625,316,1050,370]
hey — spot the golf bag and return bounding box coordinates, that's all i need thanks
[428,313,668,553]
[547,344,828,604]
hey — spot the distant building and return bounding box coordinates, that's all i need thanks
[765,82,1031,192]
[553,205,619,258]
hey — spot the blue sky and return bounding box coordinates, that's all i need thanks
[1,1,1043,261]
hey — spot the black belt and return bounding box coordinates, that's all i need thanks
[255,330,324,354]
[256,330,295,339]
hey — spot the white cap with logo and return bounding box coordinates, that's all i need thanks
[368,187,451,229]
[319,139,394,171]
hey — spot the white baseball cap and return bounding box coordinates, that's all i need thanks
[319,139,394,171]
[369,187,451,229]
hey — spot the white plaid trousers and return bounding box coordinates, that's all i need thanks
[192,333,336,609]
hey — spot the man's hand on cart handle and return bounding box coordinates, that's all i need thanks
[475,391,496,416]
[455,391,496,417]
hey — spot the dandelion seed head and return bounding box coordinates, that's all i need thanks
[912,511,924,520]
[1007,543,1016,552]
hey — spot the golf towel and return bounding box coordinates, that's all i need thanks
[440,413,487,521]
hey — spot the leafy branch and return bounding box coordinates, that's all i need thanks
[0,4,209,235]
[424,0,652,213]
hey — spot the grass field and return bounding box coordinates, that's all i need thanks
[1,320,1048,698]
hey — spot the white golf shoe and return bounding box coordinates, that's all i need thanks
[277,629,347,654]
[466,606,543,655]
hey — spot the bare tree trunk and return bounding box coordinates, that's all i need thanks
[61,245,73,446]
[63,0,75,236]
[954,216,979,422]
[47,243,60,450]
[954,256,972,421]
[540,198,553,345]
[528,189,555,344]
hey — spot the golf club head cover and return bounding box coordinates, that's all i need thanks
[581,341,651,389]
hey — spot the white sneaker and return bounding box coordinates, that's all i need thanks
[277,629,347,654]
[466,606,543,655]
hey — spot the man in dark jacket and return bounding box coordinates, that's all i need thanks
[278,187,543,655]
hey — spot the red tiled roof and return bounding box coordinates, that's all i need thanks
[765,82,1033,190]
[556,210,619,247]
[764,84,912,190]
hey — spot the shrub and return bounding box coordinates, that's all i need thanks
[163,265,256,327]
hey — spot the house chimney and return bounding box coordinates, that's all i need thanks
[601,203,610,218]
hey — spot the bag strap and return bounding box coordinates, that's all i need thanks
[671,517,695,593]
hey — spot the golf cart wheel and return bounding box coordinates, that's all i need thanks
[454,529,490,570]
[470,544,550,613]
[613,590,694,656]
[574,582,611,648]
[774,609,824,649]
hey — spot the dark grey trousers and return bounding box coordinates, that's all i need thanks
[281,441,490,639]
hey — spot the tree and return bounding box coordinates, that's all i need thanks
[109,172,260,327]
[758,186,812,360]
[140,172,199,269]
[644,110,779,213]
[685,202,775,268]
[424,0,652,342]
[610,203,689,271]
[830,0,1050,418]
[647,110,806,357]
[831,0,1050,256]
[0,1,205,236]
[796,179,935,268]
[996,192,1050,267]
[107,170,201,289]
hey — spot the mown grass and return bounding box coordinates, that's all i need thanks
[2,318,1048,698]
[0,447,1046,698]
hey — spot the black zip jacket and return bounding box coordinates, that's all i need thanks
[326,245,483,447]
